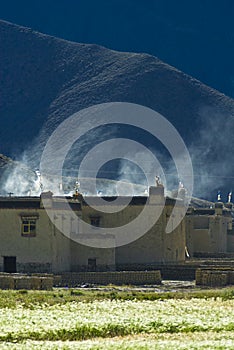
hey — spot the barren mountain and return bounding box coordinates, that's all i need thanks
[1,20,234,198]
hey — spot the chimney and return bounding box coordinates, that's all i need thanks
[215,201,223,215]
[148,184,164,204]
[224,192,233,209]
[178,187,186,200]
[40,191,53,209]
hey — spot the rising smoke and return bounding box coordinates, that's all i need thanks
[1,106,234,201]
[189,106,234,201]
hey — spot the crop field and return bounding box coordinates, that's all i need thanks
[0,288,234,349]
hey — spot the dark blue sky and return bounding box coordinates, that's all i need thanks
[2,0,234,97]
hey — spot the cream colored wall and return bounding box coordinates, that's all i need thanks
[186,214,229,255]
[0,209,54,271]
[1,192,213,273]
[192,229,210,253]
[43,208,115,272]
[70,240,115,271]
[209,216,227,253]
[164,205,186,263]
[0,209,68,273]
[227,233,234,252]
[116,205,185,266]
[185,216,194,256]
[50,221,71,273]
[81,201,186,265]
[0,205,116,273]
[81,203,143,229]
[116,221,166,265]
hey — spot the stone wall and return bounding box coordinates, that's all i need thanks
[116,263,196,280]
[0,273,55,290]
[195,268,234,287]
[70,264,116,272]
[60,270,162,287]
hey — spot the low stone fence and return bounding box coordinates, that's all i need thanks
[194,252,234,259]
[0,273,56,290]
[116,264,196,280]
[196,268,234,287]
[61,270,162,287]
[0,271,161,289]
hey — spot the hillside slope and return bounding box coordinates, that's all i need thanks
[0,20,234,198]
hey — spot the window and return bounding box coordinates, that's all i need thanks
[21,218,37,237]
[90,217,100,227]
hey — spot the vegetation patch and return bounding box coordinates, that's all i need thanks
[0,288,234,348]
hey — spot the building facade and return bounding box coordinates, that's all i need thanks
[186,202,233,257]
[80,185,186,269]
[0,184,186,273]
[0,194,115,273]
[0,185,233,274]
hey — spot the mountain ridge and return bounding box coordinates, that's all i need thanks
[1,19,234,198]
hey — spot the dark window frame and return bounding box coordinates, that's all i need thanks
[90,216,101,227]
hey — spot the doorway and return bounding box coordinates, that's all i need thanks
[3,256,17,273]
[88,258,96,271]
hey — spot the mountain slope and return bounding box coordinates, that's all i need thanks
[1,19,234,151]
[0,20,234,198]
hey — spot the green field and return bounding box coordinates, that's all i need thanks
[0,288,234,349]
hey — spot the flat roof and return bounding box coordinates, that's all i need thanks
[0,194,183,209]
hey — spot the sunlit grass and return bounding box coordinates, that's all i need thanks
[0,286,234,309]
[0,297,234,340]
[1,332,234,349]
[0,288,234,348]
